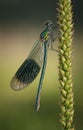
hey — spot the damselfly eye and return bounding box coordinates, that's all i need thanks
[45,20,53,26]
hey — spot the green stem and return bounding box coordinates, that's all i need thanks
[57,0,74,130]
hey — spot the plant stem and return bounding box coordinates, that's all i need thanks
[57,0,74,129]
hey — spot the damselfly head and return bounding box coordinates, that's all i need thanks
[44,20,55,31]
[45,20,53,26]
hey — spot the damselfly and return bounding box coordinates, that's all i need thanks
[10,20,56,111]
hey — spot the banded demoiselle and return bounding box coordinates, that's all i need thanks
[10,20,56,111]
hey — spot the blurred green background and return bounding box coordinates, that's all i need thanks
[0,0,83,130]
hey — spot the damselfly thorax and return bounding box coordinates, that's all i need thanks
[10,20,56,111]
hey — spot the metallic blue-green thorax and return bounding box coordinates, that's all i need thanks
[40,28,49,42]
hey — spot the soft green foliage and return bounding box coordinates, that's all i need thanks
[57,0,74,130]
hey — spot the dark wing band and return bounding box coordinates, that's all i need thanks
[11,58,40,90]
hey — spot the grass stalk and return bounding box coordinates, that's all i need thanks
[57,0,74,129]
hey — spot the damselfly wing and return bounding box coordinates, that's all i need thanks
[11,40,44,90]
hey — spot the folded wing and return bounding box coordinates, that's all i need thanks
[11,40,44,90]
